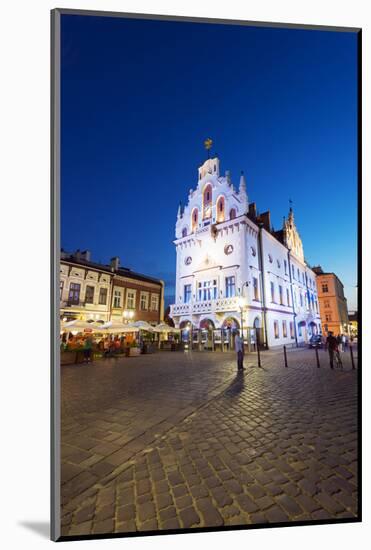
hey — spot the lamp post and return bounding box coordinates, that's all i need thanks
[238,282,249,342]
[238,296,246,342]
[123,310,134,323]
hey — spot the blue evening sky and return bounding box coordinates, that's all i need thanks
[61,15,358,310]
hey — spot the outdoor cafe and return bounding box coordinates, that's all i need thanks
[60,319,181,365]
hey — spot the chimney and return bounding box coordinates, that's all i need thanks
[110,256,120,271]
[248,202,257,219]
[81,250,91,262]
[74,249,81,261]
[258,211,271,232]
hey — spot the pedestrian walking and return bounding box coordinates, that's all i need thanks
[235,330,244,371]
[83,336,93,364]
[326,332,338,369]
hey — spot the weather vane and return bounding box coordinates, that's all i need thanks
[204,138,213,158]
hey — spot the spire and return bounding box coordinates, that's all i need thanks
[177,201,182,219]
[239,170,246,194]
[239,170,248,211]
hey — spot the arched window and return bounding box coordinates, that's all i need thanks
[182,227,188,238]
[203,183,212,220]
[229,208,236,220]
[191,208,199,232]
[216,196,225,223]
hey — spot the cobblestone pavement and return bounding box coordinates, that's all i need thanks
[60,346,359,537]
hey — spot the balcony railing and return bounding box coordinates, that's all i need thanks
[170,296,240,317]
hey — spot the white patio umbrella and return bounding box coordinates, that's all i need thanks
[131,320,155,332]
[61,320,101,333]
[152,322,180,333]
[100,321,137,334]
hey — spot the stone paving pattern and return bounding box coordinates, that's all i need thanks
[60,347,358,536]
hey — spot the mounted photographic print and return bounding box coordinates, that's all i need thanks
[51,9,361,542]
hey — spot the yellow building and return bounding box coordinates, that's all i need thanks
[312,266,349,337]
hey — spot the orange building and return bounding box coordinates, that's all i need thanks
[312,266,349,337]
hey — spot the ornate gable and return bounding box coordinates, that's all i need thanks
[283,208,304,261]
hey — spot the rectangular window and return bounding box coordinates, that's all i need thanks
[198,280,218,301]
[290,321,295,339]
[113,290,121,308]
[68,282,80,305]
[60,280,64,299]
[99,287,108,305]
[211,280,218,300]
[300,293,303,307]
[324,300,330,308]
[270,281,275,303]
[151,293,159,311]
[85,285,95,304]
[322,283,329,293]
[297,268,300,280]
[140,292,149,311]
[284,260,288,275]
[253,277,259,300]
[325,314,332,322]
[126,290,136,309]
[282,320,287,338]
[225,276,236,298]
[286,288,290,306]
[184,284,192,303]
[292,265,295,279]
[279,285,283,305]
[298,324,302,337]
[274,320,279,339]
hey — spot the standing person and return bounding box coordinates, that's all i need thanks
[103,337,110,357]
[114,337,121,354]
[341,333,347,351]
[336,334,342,352]
[326,332,338,369]
[83,336,93,364]
[235,330,244,371]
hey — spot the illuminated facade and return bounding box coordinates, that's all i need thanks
[60,250,164,324]
[312,266,350,336]
[170,155,322,348]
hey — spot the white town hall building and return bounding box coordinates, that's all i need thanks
[169,154,322,349]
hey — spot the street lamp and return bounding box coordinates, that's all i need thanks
[123,310,134,323]
[238,296,246,340]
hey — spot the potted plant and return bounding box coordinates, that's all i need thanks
[125,340,141,357]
